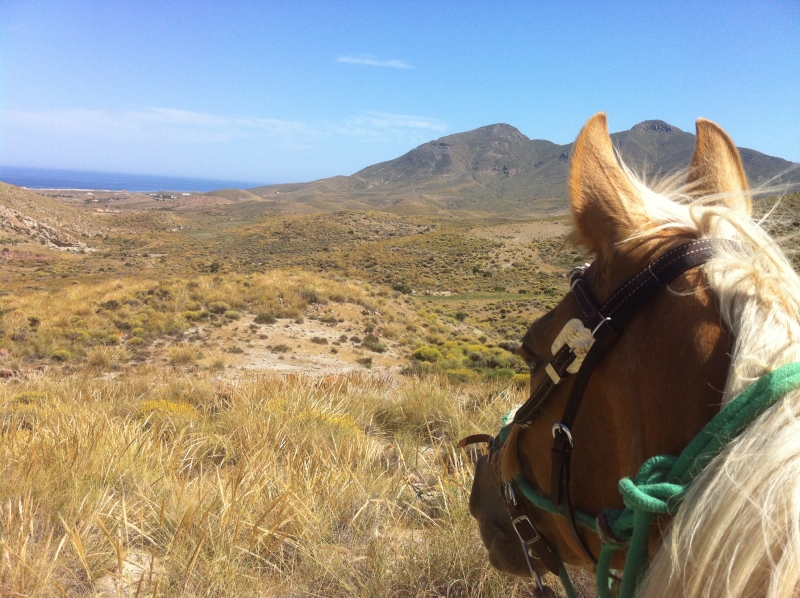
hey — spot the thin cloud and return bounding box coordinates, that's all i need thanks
[2,107,446,146]
[346,112,446,132]
[2,107,320,144]
[336,54,412,69]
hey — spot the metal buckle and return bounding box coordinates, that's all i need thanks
[511,514,541,546]
[502,481,518,506]
[592,316,612,336]
[551,422,574,447]
[568,263,591,289]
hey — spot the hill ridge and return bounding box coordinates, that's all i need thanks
[249,119,798,216]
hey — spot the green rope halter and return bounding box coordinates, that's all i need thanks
[504,361,800,598]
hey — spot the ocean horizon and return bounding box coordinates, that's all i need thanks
[0,165,266,193]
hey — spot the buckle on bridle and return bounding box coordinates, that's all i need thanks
[511,514,541,548]
[568,264,590,289]
[503,481,518,506]
[551,422,574,448]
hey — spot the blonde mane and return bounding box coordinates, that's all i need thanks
[626,171,800,598]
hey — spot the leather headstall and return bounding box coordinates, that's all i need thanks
[461,238,720,578]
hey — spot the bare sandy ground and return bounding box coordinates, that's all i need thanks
[468,218,570,243]
[169,302,406,376]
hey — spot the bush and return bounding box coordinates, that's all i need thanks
[412,346,443,363]
[51,349,72,362]
[168,344,200,366]
[311,337,328,345]
[183,310,209,321]
[392,282,412,294]
[1,403,38,431]
[86,346,129,370]
[254,312,277,324]
[446,367,479,383]
[224,310,241,320]
[11,391,44,405]
[136,399,199,431]
[511,373,531,388]
[208,301,230,314]
[271,344,290,353]
[299,289,322,304]
[362,334,387,353]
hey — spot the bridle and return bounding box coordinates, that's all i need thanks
[461,238,720,589]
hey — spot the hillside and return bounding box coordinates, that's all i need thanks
[250,120,799,216]
[0,183,95,250]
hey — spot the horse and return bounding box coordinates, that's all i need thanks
[466,113,800,598]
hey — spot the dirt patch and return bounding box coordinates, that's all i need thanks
[469,219,570,243]
[171,304,405,376]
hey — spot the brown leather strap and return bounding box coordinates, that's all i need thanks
[547,239,720,564]
[502,482,561,575]
[457,434,493,448]
[513,344,576,425]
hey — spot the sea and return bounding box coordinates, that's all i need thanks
[0,166,265,193]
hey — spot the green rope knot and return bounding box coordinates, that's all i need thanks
[617,455,684,515]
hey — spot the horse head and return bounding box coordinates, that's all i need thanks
[468,113,771,592]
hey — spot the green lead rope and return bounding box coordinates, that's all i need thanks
[507,361,800,598]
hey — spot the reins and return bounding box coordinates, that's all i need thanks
[460,239,800,597]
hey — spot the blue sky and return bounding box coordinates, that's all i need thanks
[1,1,798,185]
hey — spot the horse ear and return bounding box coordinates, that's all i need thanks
[569,113,646,256]
[686,119,751,215]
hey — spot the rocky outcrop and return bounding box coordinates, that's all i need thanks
[0,204,90,251]
[632,120,679,133]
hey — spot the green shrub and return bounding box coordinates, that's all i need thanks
[224,310,241,320]
[254,312,277,324]
[412,346,443,363]
[446,367,479,383]
[168,344,200,366]
[51,349,72,362]
[11,391,44,406]
[208,301,230,314]
[1,403,38,431]
[136,399,199,431]
[183,310,209,321]
[362,334,386,353]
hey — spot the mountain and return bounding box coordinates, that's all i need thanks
[249,120,799,216]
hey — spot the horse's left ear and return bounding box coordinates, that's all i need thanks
[686,119,751,215]
[569,113,648,257]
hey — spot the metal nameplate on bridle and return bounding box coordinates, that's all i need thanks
[551,318,594,374]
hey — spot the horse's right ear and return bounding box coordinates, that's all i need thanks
[686,119,751,215]
[568,113,647,258]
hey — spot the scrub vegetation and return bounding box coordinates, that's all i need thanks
[13,186,799,597]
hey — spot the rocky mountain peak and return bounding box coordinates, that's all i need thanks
[463,123,528,142]
[632,120,681,133]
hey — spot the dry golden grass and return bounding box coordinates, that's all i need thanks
[0,369,543,597]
